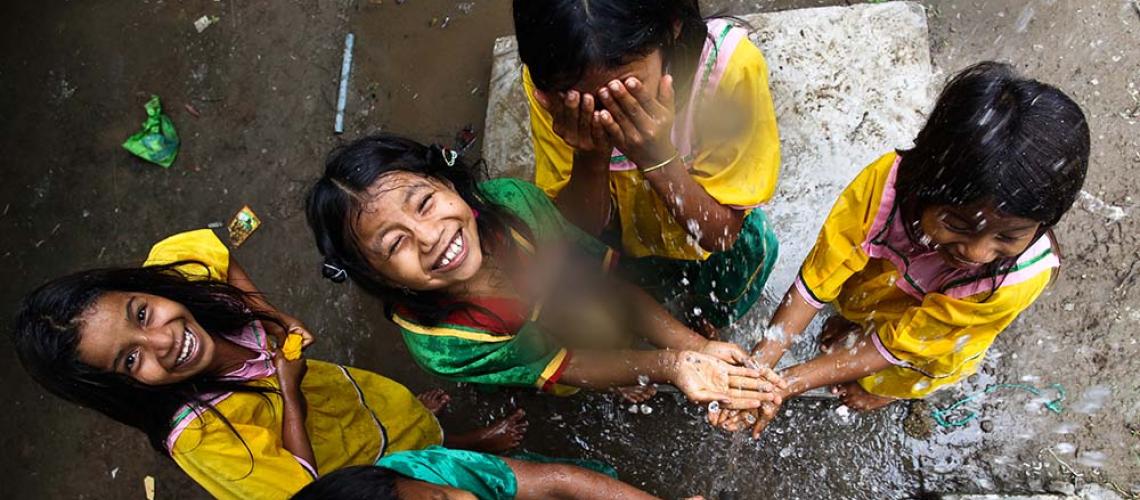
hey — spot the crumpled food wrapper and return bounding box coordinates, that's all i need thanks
[122,95,180,168]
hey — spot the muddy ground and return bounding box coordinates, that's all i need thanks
[1,0,1136,498]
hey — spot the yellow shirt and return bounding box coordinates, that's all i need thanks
[796,153,1057,398]
[524,19,780,259]
[145,230,443,499]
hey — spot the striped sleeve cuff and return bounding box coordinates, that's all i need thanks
[794,274,827,309]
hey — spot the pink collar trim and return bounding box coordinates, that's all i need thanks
[861,157,1059,300]
[165,321,276,452]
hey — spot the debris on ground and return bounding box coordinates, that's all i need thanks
[122,95,179,168]
[903,400,934,439]
[143,475,155,500]
[227,205,261,247]
[193,15,219,33]
[334,33,355,134]
[183,103,201,118]
[453,125,477,154]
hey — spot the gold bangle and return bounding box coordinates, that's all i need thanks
[639,152,678,175]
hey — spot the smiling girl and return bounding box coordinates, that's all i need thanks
[12,229,527,499]
[715,62,1090,436]
[513,0,781,333]
[306,134,784,408]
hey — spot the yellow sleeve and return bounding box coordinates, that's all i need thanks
[796,153,896,306]
[689,40,781,208]
[874,270,1052,377]
[143,229,230,281]
[523,66,575,199]
[171,418,313,500]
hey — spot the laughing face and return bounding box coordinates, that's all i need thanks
[77,291,217,385]
[919,201,1042,270]
[352,171,483,293]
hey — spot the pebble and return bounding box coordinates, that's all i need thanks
[980,420,995,433]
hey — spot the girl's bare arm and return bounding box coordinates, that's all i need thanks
[751,288,820,367]
[778,331,892,398]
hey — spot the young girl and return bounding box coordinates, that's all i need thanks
[513,0,781,332]
[11,229,528,499]
[715,62,1090,436]
[305,134,784,408]
[292,447,657,500]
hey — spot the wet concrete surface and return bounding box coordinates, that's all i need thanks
[1,0,1137,498]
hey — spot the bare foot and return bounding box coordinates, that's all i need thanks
[444,409,528,454]
[819,315,859,352]
[417,389,451,415]
[614,384,657,403]
[832,381,896,412]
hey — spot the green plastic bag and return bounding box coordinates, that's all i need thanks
[122,95,180,167]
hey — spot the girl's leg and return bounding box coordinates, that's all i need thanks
[443,409,529,454]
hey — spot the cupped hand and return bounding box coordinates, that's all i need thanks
[670,351,781,409]
[534,89,611,158]
[595,75,677,169]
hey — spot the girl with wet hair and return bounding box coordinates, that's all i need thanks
[306,133,785,408]
[292,447,658,500]
[513,0,781,334]
[715,61,1090,436]
[11,230,529,500]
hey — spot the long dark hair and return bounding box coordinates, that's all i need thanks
[11,263,279,454]
[895,61,1089,284]
[291,465,401,500]
[513,0,708,100]
[305,133,524,327]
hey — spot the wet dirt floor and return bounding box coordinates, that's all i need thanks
[1,0,1137,498]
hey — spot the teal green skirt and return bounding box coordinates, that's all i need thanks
[376,446,617,500]
[620,209,779,329]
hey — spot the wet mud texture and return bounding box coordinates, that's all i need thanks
[1,0,1137,498]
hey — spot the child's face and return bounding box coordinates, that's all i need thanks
[919,201,1042,269]
[352,171,483,292]
[571,49,666,107]
[77,292,218,385]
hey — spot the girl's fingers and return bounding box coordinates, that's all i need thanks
[579,93,596,147]
[597,86,639,143]
[563,91,581,143]
[758,366,788,389]
[590,112,609,150]
[598,110,626,145]
[657,74,676,115]
[533,89,552,111]
[723,363,762,379]
[627,76,669,119]
[612,79,655,133]
[751,417,772,440]
[726,375,773,393]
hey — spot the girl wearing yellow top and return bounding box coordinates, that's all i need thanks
[513,0,781,331]
[11,229,527,499]
[715,62,1091,437]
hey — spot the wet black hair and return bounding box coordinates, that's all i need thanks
[10,263,280,455]
[896,61,1090,231]
[513,0,708,99]
[291,465,402,500]
[305,133,526,327]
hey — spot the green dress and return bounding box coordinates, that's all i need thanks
[392,179,618,395]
